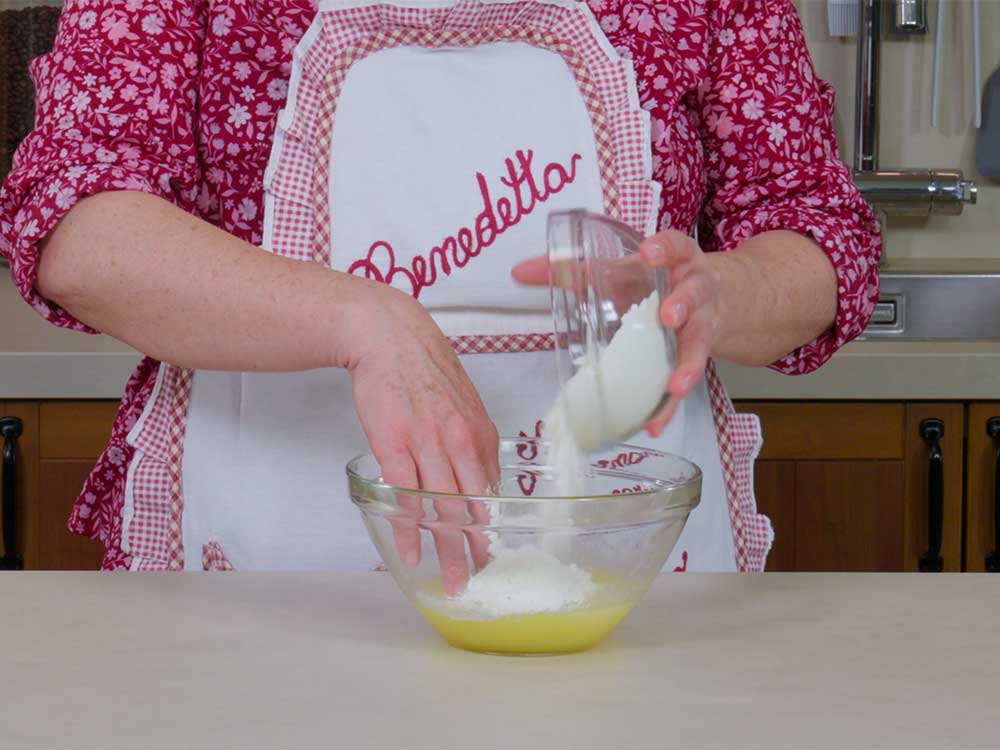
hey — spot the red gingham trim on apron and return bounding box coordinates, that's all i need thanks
[124,364,193,570]
[264,3,658,356]
[202,540,234,571]
[307,26,623,268]
[165,367,193,569]
[705,361,773,572]
[449,333,555,355]
[126,455,171,564]
[276,8,653,354]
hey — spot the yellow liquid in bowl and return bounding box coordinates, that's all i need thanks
[416,602,636,655]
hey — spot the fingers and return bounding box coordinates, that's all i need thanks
[645,393,681,438]
[645,311,713,436]
[379,451,423,569]
[669,305,714,396]
[480,422,502,490]
[510,256,550,286]
[640,230,696,268]
[445,434,489,554]
[639,231,717,436]
[444,420,499,572]
[465,499,492,572]
[414,445,470,596]
[659,270,716,330]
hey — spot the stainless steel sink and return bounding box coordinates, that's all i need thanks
[861,261,1000,340]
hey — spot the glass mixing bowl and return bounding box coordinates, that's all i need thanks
[348,437,701,655]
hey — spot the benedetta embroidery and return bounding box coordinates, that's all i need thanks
[347,149,582,298]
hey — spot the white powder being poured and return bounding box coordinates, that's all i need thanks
[543,291,671,463]
[536,290,670,505]
[438,292,669,618]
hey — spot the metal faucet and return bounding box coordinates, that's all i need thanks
[852,0,977,216]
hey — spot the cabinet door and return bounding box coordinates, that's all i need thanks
[966,403,1000,573]
[37,461,104,570]
[744,402,908,571]
[37,401,119,570]
[903,404,964,572]
[743,401,964,572]
[752,461,796,571]
[755,458,907,571]
[793,460,905,571]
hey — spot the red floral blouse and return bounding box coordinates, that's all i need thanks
[0,0,881,568]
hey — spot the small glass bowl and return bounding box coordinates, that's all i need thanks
[547,210,677,450]
[348,438,701,655]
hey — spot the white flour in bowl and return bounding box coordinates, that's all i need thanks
[435,545,596,618]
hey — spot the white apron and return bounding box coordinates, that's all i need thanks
[120,0,773,574]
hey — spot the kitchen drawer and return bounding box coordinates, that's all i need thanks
[39,401,119,460]
[738,402,905,460]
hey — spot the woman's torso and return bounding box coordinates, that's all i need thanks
[175,0,737,572]
[68,1,746,569]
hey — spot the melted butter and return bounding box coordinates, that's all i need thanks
[415,601,637,655]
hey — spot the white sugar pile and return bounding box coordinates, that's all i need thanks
[436,545,596,618]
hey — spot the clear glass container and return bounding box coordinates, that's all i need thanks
[546,210,677,451]
[348,438,701,655]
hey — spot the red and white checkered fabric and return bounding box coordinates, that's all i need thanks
[202,540,234,571]
[125,454,171,565]
[267,2,660,359]
[165,368,193,570]
[705,361,773,572]
[449,333,554,355]
[129,365,184,461]
[265,1,659,269]
[302,26,623,267]
[124,364,193,570]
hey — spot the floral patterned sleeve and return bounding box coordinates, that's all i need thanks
[695,0,882,374]
[0,0,206,332]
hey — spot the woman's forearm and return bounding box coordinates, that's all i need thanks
[709,230,838,367]
[37,190,387,371]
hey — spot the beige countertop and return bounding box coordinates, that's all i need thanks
[1,572,997,749]
[4,274,1000,400]
[719,340,1000,400]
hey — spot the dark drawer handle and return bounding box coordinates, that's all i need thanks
[0,416,24,571]
[985,417,1000,573]
[918,418,944,573]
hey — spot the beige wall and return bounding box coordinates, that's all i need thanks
[794,0,1000,259]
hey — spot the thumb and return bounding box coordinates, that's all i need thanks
[511,256,550,286]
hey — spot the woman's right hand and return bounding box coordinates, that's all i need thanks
[349,285,499,594]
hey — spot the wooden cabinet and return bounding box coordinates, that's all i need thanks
[2,397,998,571]
[738,401,964,572]
[966,403,1000,573]
[1,400,117,570]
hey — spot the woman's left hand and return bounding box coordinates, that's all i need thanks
[637,229,722,437]
[511,228,723,439]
